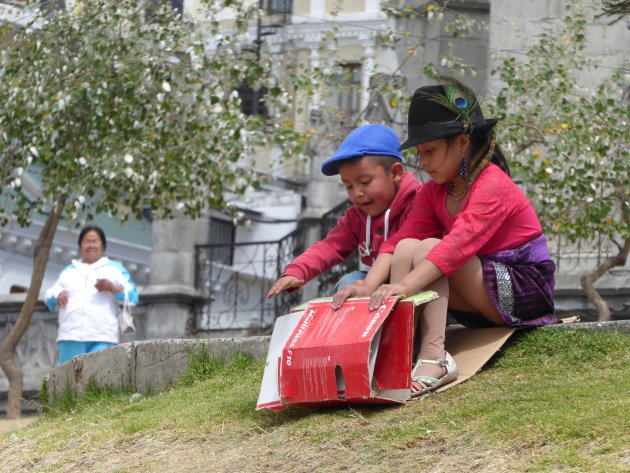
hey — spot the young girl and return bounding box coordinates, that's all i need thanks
[332,78,558,397]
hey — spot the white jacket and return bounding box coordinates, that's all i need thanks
[45,256,139,344]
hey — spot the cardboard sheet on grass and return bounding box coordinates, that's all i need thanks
[256,292,515,410]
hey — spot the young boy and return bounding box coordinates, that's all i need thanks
[267,124,422,298]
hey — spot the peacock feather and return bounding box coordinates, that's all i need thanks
[421,76,479,131]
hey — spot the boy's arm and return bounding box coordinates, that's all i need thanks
[266,275,305,298]
[281,211,360,285]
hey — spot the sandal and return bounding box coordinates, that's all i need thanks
[411,351,459,398]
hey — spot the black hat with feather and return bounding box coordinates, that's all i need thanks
[399,77,498,150]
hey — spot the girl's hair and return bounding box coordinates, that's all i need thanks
[469,128,511,177]
[78,225,107,249]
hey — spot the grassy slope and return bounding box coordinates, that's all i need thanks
[0,328,628,473]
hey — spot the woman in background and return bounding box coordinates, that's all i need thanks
[45,225,138,364]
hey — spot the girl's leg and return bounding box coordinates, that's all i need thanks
[390,238,420,281]
[395,239,505,325]
[448,256,505,326]
[391,238,448,381]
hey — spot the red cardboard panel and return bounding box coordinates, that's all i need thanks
[257,291,462,410]
[373,299,415,391]
[279,297,401,404]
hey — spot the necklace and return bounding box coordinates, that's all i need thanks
[447,179,471,201]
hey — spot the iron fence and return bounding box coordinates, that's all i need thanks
[194,200,358,332]
[194,196,627,332]
[195,232,302,332]
[548,234,625,274]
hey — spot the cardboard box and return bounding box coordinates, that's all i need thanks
[256,292,516,410]
[256,292,437,410]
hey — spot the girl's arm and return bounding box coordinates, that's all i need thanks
[331,253,392,309]
[44,280,65,312]
[367,258,443,311]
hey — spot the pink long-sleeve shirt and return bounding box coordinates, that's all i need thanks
[380,163,542,276]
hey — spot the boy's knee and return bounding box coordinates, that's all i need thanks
[334,271,367,292]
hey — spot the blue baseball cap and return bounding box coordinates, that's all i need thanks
[321,124,403,176]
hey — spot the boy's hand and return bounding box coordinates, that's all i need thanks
[331,280,370,310]
[267,276,305,298]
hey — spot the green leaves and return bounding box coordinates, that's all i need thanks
[486,2,629,246]
[0,0,304,228]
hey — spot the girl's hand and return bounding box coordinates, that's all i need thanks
[331,280,370,310]
[95,279,123,293]
[57,290,69,308]
[267,276,305,298]
[368,283,406,311]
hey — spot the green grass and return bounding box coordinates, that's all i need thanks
[2,328,629,473]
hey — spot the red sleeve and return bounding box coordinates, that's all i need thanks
[426,167,528,275]
[379,183,443,254]
[282,208,361,283]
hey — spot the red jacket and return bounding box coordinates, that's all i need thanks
[282,172,421,285]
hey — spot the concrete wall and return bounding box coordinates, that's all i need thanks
[44,319,630,404]
[45,336,271,400]
[488,0,629,91]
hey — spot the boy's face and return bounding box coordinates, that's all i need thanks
[338,157,403,217]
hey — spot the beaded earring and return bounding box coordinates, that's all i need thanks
[459,154,469,180]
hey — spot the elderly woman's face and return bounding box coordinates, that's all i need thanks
[80,230,104,264]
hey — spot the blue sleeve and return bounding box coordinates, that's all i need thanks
[45,295,58,312]
[108,260,139,304]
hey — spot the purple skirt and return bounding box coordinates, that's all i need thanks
[451,234,559,327]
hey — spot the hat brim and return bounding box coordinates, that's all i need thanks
[399,118,499,151]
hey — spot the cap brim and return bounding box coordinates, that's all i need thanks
[398,118,499,151]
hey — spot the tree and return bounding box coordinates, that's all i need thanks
[487,2,629,321]
[0,0,302,418]
[597,0,630,23]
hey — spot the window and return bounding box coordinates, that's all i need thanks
[332,63,362,123]
[208,217,235,266]
[169,0,183,15]
[264,0,292,24]
[38,0,65,11]
[238,83,269,117]
[145,0,183,21]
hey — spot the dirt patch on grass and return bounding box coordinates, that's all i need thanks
[0,425,535,473]
[0,417,38,435]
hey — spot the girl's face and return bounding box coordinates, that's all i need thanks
[80,230,105,264]
[415,135,469,185]
[338,157,403,217]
